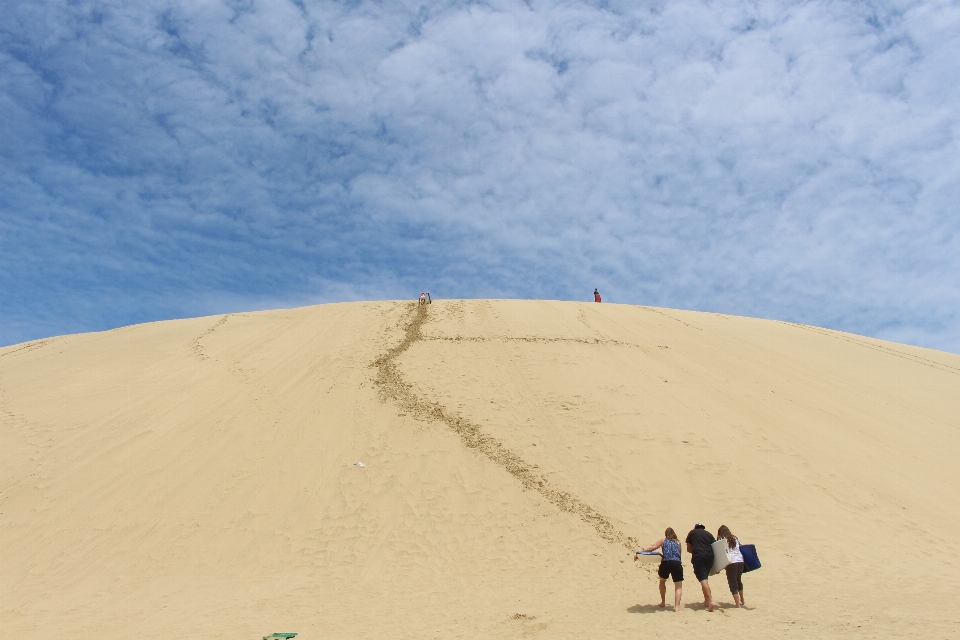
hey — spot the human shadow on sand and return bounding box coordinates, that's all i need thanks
[628,602,749,614]
[626,604,674,614]
[684,602,746,612]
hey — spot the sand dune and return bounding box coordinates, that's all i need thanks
[2,300,959,639]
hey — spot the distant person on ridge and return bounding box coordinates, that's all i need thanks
[637,527,684,611]
[594,288,601,303]
[686,523,717,612]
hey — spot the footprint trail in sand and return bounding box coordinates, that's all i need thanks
[373,302,637,550]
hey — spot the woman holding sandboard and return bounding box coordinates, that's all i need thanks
[717,525,746,607]
[636,527,684,611]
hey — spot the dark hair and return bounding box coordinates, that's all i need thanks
[694,523,705,530]
[664,527,678,541]
[717,525,736,549]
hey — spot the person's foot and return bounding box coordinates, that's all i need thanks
[708,601,717,612]
[674,607,681,612]
[657,603,665,608]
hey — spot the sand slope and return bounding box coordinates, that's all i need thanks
[2,300,959,639]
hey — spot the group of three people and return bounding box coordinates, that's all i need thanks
[635,523,745,612]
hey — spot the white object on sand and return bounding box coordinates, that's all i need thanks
[635,551,662,565]
[709,539,731,575]
[355,461,365,467]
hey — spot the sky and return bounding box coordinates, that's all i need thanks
[2,0,959,352]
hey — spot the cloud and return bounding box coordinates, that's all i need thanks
[2,0,959,351]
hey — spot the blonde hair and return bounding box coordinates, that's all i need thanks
[664,527,678,541]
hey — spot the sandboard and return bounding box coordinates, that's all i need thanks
[709,539,731,575]
[635,551,662,565]
[741,544,761,572]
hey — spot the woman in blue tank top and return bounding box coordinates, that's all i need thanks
[637,527,684,611]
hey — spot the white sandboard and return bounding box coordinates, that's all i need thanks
[709,539,730,575]
[635,551,662,565]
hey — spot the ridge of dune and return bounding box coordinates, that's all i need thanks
[2,300,959,639]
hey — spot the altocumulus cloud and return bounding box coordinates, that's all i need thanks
[1,0,958,351]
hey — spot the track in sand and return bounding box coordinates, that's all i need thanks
[372,302,637,549]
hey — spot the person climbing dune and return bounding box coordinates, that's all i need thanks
[717,525,746,608]
[686,523,717,612]
[594,288,601,303]
[637,527,684,611]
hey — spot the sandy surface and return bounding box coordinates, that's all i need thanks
[2,299,959,639]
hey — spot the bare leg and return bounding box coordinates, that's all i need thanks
[700,579,716,612]
[674,582,682,612]
[733,591,742,607]
[739,590,744,606]
[658,579,666,607]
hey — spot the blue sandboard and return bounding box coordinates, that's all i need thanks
[635,551,662,564]
[741,544,761,572]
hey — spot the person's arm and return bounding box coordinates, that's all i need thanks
[686,543,692,553]
[641,538,665,552]
[634,537,663,561]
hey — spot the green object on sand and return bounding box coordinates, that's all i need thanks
[263,634,297,640]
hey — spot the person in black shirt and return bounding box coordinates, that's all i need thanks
[685,523,717,612]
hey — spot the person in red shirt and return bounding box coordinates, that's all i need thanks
[594,288,601,303]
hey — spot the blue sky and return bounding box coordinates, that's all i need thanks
[2,0,959,352]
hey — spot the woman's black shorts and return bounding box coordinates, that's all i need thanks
[658,560,684,582]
